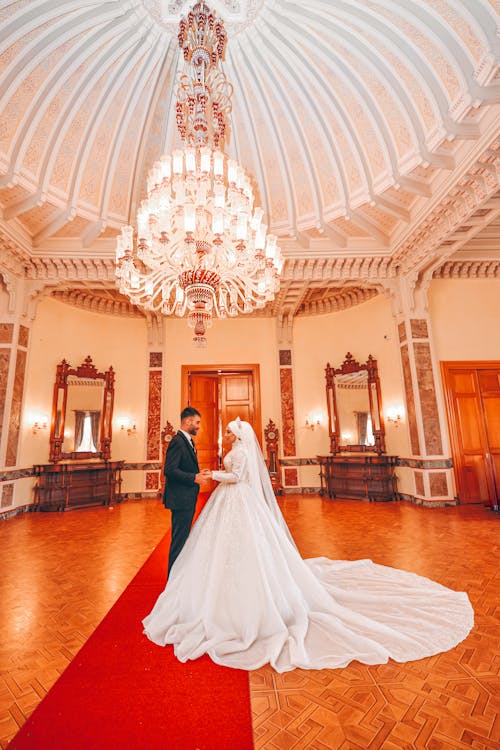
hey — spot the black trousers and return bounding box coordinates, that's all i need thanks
[168,506,196,575]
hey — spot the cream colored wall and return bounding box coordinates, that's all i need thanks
[11,278,500,510]
[292,294,409,488]
[162,316,280,436]
[19,297,149,504]
[15,303,280,509]
[429,279,500,360]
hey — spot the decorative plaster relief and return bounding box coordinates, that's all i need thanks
[147,370,162,461]
[434,260,500,279]
[400,344,421,455]
[414,342,443,456]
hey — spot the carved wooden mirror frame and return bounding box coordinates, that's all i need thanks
[325,352,386,455]
[49,356,115,463]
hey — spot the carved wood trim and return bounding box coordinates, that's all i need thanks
[50,356,115,463]
[264,419,282,495]
[325,353,386,455]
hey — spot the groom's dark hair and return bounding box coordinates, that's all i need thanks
[180,406,201,421]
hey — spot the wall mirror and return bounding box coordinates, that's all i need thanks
[325,352,385,455]
[50,356,115,462]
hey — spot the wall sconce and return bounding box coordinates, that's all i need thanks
[119,418,137,436]
[32,416,48,435]
[386,407,403,427]
[341,431,353,442]
[305,414,321,430]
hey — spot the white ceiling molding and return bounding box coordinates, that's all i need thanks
[0,0,499,320]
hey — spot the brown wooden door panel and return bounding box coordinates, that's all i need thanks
[220,373,255,435]
[482,396,500,449]
[184,366,261,491]
[189,373,219,492]
[479,372,500,501]
[223,376,251,401]
[451,370,476,394]
[456,395,485,451]
[462,456,491,502]
[442,362,500,507]
[477,370,500,393]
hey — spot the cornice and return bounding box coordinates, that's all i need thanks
[282,256,396,282]
[433,260,500,279]
[26,256,116,281]
[51,289,145,318]
[392,138,500,275]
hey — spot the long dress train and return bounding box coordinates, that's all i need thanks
[143,444,473,673]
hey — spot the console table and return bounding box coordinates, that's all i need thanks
[318,454,398,502]
[33,461,124,511]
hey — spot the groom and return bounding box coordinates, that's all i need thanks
[163,406,210,575]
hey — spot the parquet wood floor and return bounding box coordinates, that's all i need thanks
[1,497,498,749]
[250,498,500,750]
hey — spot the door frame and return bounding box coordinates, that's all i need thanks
[181,363,262,443]
[441,360,500,504]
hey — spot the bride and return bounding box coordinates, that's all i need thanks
[143,418,473,672]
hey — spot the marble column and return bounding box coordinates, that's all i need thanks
[145,315,164,493]
[0,276,32,509]
[277,317,299,491]
[390,278,455,506]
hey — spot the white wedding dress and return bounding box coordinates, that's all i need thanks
[143,436,473,673]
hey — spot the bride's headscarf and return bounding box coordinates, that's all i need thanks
[228,417,297,549]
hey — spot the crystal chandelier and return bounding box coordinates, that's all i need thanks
[115,1,282,346]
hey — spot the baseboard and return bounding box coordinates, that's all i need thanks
[397,492,459,508]
[119,492,161,500]
[0,503,34,520]
[282,487,321,495]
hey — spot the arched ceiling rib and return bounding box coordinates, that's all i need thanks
[0,0,498,251]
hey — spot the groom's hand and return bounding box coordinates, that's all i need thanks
[195,470,211,484]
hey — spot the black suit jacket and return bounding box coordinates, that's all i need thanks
[162,431,200,510]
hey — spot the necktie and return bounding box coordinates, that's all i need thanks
[190,439,197,455]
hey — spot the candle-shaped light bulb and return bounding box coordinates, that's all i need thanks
[200,147,211,173]
[172,150,183,175]
[255,223,267,250]
[184,203,196,232]
[236,211,248,241]
[212,208,224,235]
[227,159,237,184]
[213,150,224,176]
[185,148,196,173]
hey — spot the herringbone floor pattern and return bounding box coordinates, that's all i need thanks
[250,498,500,750]
[1,497,498,749]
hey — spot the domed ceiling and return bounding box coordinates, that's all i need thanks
[0,0,499,319]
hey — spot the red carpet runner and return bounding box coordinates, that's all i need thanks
[9,495,254,750]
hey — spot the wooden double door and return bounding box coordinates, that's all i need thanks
[442,362,500,507]
[182,365,261,492]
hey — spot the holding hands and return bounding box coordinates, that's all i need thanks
[195,469,212,485]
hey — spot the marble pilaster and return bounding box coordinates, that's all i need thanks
[277,319,298,490]
[389,277,455,506]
